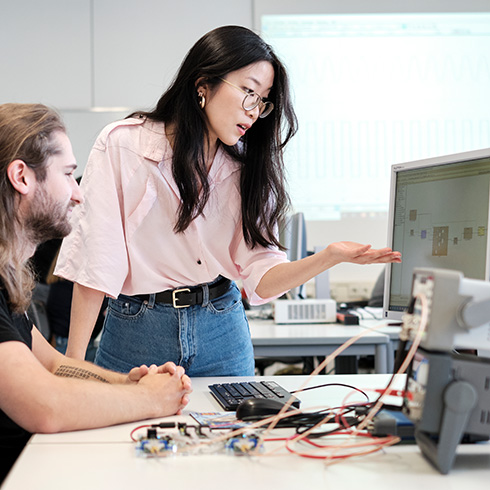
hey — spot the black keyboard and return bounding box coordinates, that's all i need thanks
[209,380,301,411]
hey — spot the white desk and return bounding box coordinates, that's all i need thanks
[4,375,490,490]
[249,319,391,373]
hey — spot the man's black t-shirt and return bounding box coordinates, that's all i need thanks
[0,286,33,483]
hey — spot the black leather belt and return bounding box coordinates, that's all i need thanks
[136,277,231,308]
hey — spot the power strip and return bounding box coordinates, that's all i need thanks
[273,299,337,324]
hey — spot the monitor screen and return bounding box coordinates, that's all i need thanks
[279,212,308,299]
[383,147,490,321]
[255,2,490,220]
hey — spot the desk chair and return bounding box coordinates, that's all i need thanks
[28,287,50,340]
[254,356,328,376]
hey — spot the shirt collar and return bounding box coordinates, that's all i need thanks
[141,119,240,183]
[141,119,172,163]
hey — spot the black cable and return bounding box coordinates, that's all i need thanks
[242,400,370,431]
[286,383,384,436]
[291,382,370,403]
[295,405,365,439]
[241,410,333,428]
[300,418,365,439]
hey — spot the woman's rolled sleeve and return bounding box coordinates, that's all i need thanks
[234,241,289,306]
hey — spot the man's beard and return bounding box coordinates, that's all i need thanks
[24,184,73,245]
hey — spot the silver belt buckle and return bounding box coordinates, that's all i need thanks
[172,288,191,308]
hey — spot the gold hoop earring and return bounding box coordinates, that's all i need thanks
[198,91,206,109]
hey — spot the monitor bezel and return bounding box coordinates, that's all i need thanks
[383,146,490,321]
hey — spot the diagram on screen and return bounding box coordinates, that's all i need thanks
[406,209,487,258]
[391,173,490,301]
[432,225,449,256]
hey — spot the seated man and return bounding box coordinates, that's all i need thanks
[0,103,193,483]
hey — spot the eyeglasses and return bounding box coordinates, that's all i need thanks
[219,78,274,118]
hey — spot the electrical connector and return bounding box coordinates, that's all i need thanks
[368,409,415,440]
[225,433,263,456]
[336,312,359,325]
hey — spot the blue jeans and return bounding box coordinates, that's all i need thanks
[94,281,254,376]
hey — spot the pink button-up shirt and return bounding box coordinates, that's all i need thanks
[55,117,288,305]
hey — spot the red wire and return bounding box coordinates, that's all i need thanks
[130,424,151,442]
[285,432,399,460]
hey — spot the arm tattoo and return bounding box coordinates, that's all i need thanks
[54,365,109,383]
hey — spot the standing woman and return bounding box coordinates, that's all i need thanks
[56,26,400,376]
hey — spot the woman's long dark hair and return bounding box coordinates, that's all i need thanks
[132,25,298,249]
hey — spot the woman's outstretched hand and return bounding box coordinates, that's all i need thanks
[326,241,401,265]
[255,241,401,300]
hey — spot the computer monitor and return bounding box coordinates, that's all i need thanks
[383,147,490,321]
[279,212,308,299]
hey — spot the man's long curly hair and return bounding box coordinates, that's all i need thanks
[0,103,65,313]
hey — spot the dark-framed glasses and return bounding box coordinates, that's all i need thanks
[219,78,274,118]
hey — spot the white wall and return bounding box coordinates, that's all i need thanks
[0,0,390,294]
[0,0,253,173]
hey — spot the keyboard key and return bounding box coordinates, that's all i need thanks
[240,382,264,397]
[231,383,254,397]
[261,381,285,397]
[249,381,274,397]
[214,384,231,396]
[224,384,242,398]
[214,385,236,400]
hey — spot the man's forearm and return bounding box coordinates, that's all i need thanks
[52,356,127,384]
[54,364,110,383]
[6,336,191,434]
